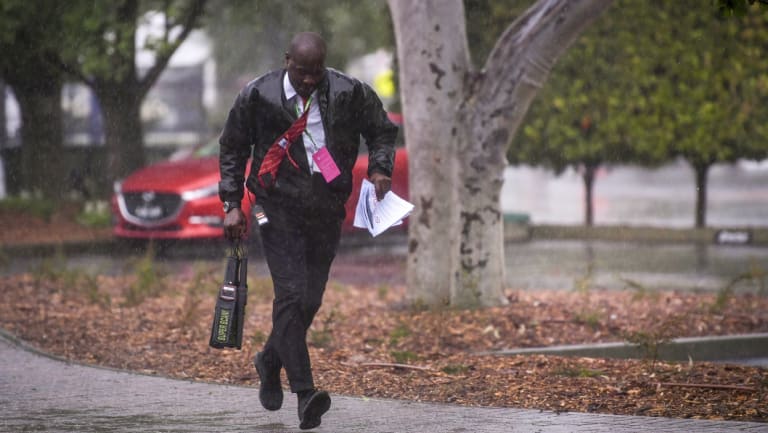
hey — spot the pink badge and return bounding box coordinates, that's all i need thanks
[313,147,341,182]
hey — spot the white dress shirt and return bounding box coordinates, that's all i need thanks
[283,72,326,173]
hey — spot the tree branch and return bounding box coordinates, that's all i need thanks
[341,361,436,372]
[478,0,614,125]
[137,0,207,98]
[46,53,95,88]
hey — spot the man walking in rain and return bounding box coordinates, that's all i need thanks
[218,32,398,429]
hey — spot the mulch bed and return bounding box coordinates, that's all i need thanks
[1,262,766,422]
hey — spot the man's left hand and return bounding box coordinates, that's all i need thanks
[369,172,391,201]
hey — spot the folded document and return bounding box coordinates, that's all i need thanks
[353,179,414,237]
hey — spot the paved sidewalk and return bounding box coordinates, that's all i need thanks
[1,334,765,433]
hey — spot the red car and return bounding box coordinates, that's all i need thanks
[112,121,408,240]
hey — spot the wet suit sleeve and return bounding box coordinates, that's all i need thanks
[356,82,398,178]
[219,88,256,203]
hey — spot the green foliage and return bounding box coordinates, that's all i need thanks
[623,317,683,369]
[388,322,412,346]
[0,196,55,222]
[464,0,530,67]
[32,247,111,308]
[573,310,602,330]
[376,284,390,300]
[76,201,112,228]
[60,1,206,84]
[123,242,167,307]
[716,0,768,16]
[177,262,216,327]
[508,0,768,226]
[711,262,767,312]
[621,277,660,302]
[441,364,470,375]
[309,306,339,349]
[390,350,419,364]
[250,330,267,346]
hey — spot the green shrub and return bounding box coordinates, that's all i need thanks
[0,196,55,222]
[77,201,112,228]
[390,350,419,364]
[388,322,412,346]
[123,243,167,307]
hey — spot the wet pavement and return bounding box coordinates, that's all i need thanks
[2,332,766,433]
[3,233,767,294]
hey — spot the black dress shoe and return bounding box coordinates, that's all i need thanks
[298,389,331,430]
[254,352,283,411]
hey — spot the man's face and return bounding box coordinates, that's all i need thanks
[286,49,326,99]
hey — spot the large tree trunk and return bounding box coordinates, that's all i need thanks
[388,0,613,308]
[456,0,614,307]
[455,107,509,307]
[96,82,146,190]
[692,161,710,228]
[7,74,66,199]
[388,0,469,307]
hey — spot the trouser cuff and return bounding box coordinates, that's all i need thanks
[290,380,315,393]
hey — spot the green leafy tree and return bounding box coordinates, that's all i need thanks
[716,0,768,16]
[508,1,669,226]
[511,0,768,227]
[389,0,766,307]
[57,0,207,189]
[0,1,67,198]
[632,1,768,227]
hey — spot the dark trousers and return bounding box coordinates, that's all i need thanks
[257,199,342,393]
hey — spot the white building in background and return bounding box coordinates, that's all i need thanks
[135,12,217,151]
[3,11,217,151]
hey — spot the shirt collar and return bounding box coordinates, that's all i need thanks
[283,71,316,102]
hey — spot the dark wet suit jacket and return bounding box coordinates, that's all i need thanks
[218,68,398,219]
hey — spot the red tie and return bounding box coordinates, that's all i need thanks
[257,99,311,188]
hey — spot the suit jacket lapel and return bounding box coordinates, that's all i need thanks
[281,91,310,174]
[280,70,331,176]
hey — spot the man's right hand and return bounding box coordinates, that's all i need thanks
[223,208,247,240]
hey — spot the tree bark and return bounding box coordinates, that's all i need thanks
[96,83,145,188]
[456,0,614,307]
[388,0,613,308]
[60,0,206,194]
[693,162,709,228]
[388,0,469,307]
[6,73,65,199]
[583,163,597,226]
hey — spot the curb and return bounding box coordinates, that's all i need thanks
[483,333,768,365]
[0,326,260,389]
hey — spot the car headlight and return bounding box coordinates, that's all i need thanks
[113,180,123,194]
[181,183,219,201]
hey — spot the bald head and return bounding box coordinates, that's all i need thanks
[288,32,327,60]
[285,32,327,99]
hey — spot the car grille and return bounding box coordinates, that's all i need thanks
[119,191,183,226]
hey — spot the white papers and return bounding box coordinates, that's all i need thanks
[353,179,414,237]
